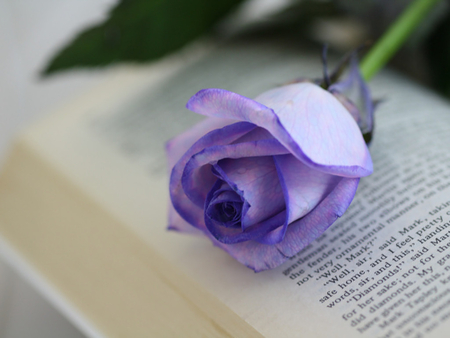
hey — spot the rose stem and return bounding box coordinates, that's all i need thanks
[360,0,442,82]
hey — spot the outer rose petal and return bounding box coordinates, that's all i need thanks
[257,154,342,245]
[170,122,256,229]
[275,154,342,223]
[208,234,289,272]
[275,177,359,257]
[168,202,204,234]
[167,117,235,234]
[210,177,359,272]
[186,83,372,178]
[231,126,274,144]
[166,116,236,169]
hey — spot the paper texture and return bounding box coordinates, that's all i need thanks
[22,40,450,337]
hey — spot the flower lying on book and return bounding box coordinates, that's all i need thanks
[166,57,375,272]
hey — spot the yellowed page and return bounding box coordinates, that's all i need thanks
[11,40,450,337]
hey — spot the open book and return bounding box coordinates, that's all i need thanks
[0,37,450,338]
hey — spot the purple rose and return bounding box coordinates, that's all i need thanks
[167,66,374,272]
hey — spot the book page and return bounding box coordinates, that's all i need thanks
[278,90,450,338]
[23,38,450,338]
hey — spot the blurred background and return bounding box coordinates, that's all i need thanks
[1,0,450,336]
[0,1,114,337]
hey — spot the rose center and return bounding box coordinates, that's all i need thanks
[213,201,242,228]
[205,179,245,230]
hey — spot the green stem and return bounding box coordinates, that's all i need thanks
[360,0,441,81]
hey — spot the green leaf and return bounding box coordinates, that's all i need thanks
[42,0,244,75]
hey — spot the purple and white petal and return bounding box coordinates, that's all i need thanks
[275,177,359,257]
[231,127,274,144]
[256,154,341,245]
[167,201,205,234]
[170,122,256,229]
[208,177,359,271]
[214,156,285,229]
[204,178,286,244]
[186,85,372,177]
[208,234,289,272]
[206,184,243,229]
[275,154,341,223]
[166,116,236,169]
[181,133,288,208]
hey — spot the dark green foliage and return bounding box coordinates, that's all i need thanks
[42,0,450,97]
[426,11,450,96]
[42,0,244,75]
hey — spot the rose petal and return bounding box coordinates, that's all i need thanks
[214,156,285,229]
[166,116,236,169]
[255,84,372,176]
[209,235,289,272]
[205,180,242,228]
[186,85,372,177]
[181,135,288,208]
[256,154,341,245]
[168,202,205,234]
[206,181,242,229]
[170,122,256,229]
[231,126,274,144]
[204,178,286,244]
[276,154,342,223]
[329,56,374,134]
[330,91,361,125]
[276,177,359,257]
[209,177,359,272]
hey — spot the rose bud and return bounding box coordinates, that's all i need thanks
[166,61,374,272]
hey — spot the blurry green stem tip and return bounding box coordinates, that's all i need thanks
[360,0,442,81]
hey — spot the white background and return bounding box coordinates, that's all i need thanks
[0,0,115,336]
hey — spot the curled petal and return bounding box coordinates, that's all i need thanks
[275,177,359,257]
[166,116,236,169]
[275,154,341,224]
[257,154,341,245]
[181,135,288,208]
[231,126,274,144]
[186,84,372,177]
[206,183,243,229]
[170,122,256,229]
[214,156,285,229]
[209,177,359,271]
[204,179,286,244]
